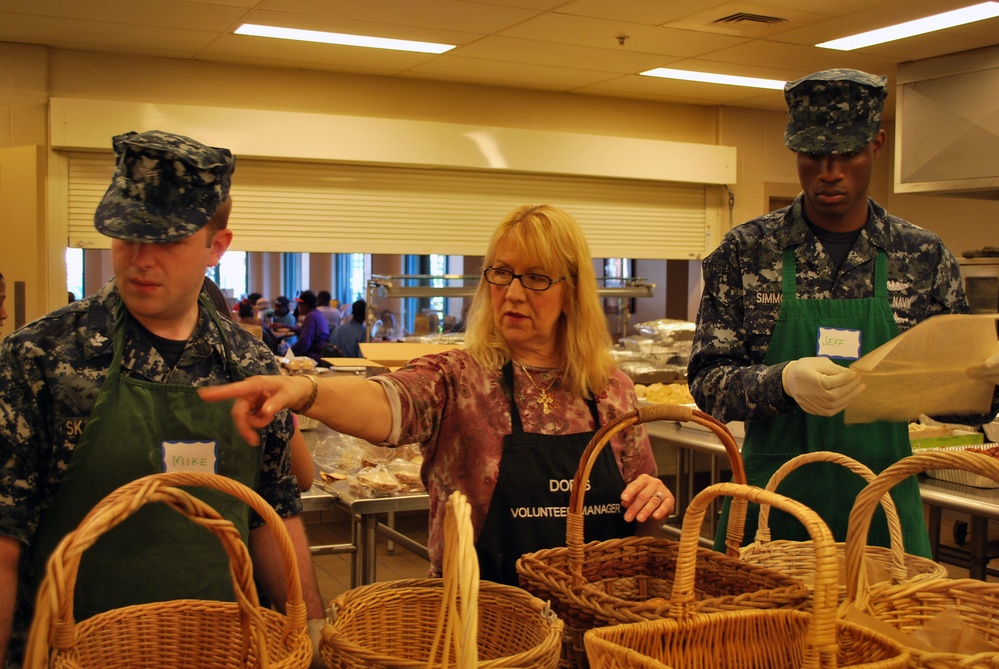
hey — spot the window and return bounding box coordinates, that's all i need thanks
[429,254,447,318]
[336,253,368,305]
[603,257,635,315]
[66,248,84,302]
[211,251,247,302]
[282,253,303,300]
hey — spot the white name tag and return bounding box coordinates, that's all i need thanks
[161,440,218,474]
[816,327,862,360]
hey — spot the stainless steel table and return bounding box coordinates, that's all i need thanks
[919,477,999,579]
[647,419,999,579]
[300,428,430,587]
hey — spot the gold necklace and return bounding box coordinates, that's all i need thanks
[517,361,560,415]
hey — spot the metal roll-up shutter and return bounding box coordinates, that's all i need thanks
[67,153,707,259]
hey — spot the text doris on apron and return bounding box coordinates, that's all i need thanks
[475,362,633,585]
[31,294,264,619]
[714,250,930,558]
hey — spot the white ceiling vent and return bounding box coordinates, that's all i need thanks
[712,12,788,28]
[668,3,821,37]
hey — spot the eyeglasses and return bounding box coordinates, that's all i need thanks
[483,267,565,292]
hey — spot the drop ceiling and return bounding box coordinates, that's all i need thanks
[1,0,998,117]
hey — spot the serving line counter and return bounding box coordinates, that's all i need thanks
[647,419,999,580]
[296,415,999,586]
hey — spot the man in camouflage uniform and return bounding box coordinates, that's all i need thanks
[0,130,324,668]
[688,69,999,558]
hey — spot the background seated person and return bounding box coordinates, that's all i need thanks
[270,295,298,353]
[330,299,368,359]
[316,290,341,331]
[290,290,330,362]
[371,309,403,341]
[254,297,273,324]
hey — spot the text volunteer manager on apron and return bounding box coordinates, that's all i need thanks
[474,361,632,585]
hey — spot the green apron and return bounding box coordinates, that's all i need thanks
[31,295,263,619]
[714,249,931,558]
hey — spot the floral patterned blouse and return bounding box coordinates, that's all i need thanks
[371,348,656,575]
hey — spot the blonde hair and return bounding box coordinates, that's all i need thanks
[465,204,613,398]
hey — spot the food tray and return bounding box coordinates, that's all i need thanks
[921,443,999,488]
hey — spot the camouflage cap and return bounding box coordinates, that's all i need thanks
[94,130,235,242]
[783,69,887,154]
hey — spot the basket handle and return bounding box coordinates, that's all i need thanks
[566,403,746,583]
[429,491,479,669]
[24,472,307,669]
[673,482,838,669]
[844,450,999,609]
[749,451,909,583]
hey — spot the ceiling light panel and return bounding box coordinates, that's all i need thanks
[234,23,456,54]
[817,1,999,51]
[640,68,786,90]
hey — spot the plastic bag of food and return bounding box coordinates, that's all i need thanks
[385,458,424,492]
[633,319,695,344]
[312,433,365,481]
[349,464,403,498]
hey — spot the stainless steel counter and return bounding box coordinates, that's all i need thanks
[299,417,999,585]
[647,420,999,579]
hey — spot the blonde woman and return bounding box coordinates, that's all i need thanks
[201,204,673,585]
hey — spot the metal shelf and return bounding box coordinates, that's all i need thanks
[367,274,655,299]
[366,274,655,341]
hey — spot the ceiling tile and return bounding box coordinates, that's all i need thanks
[254,0,537,33]
[496,12,751,56]
[204,32,443,74]
[404,55,619,91]
[0,12,218,53]
[451,35,672,73]
[0,0,248,31]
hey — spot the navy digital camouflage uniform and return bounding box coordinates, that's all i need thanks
[0,284,299,663]
[686,194,990,423]
[689,68,999,426]
[95,130,235,242]
[0,129,305,666]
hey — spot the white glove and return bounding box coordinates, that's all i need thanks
[967,351,999,385]
[782,357,864,417]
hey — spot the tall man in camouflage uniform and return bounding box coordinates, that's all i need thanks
[0,130,324,667]
[688,69,999,557]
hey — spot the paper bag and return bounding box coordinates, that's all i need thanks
[844,314,998,424]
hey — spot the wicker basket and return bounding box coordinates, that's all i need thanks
[320,491,563,668]
[583,481,910,669]
[24,472,312,669]
[515,403,810,669]
[740,451,947,599]
[844,450,999,669]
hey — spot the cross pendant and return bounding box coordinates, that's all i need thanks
[537,389,558,415]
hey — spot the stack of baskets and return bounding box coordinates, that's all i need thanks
[582,481,910,669]
[24,472,313,669]
[844,450,999,669]
[739,450,948,600]
[516,403,811,669]
[320,490,564,668]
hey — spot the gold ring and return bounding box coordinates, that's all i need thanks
[654,491,663,500]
